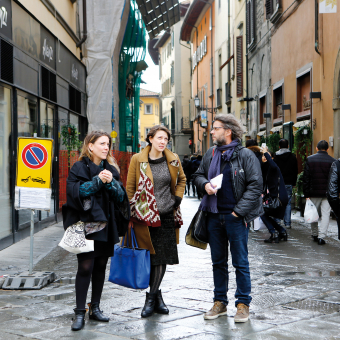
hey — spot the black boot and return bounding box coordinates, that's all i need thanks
[154,290,169,314]
[279,231,288,241]
[141,292,156,318]
[88,302,110,322]
[71,308,86,331]
[264,232,280,243]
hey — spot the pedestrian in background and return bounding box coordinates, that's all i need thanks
[274,139,298,229]
[63,131,130,331]
[126,125,186,318]
[261,147,289,243]
[327,158,340,240]
[303,140,335,245]
[193,114,263,323]
[246,139,262,165]
[182,154,191,196]
[189,154,199,197]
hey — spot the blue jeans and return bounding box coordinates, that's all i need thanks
[207,213,251,307]
[283,185,293,226]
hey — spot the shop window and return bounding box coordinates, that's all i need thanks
[145,104,153,115]
[69,85,81,114]
[273,86,283,120]
[259,96,266,125]
[1,40,13,84]
[40,100,54,139]
[236,36,243,97]
[41,66,57,102]
[18,94,37,137]
[297,72,311,118]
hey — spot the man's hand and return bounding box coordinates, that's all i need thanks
[231,212,238,217]
[306,197,310,200]
[205,182,217,195]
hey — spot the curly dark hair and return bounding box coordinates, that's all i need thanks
[145,125,171,144]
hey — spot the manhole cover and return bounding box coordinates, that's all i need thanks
[284,299,340,314]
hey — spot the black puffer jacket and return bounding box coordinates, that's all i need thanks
[274,149,298,186]
[327,159,340,218]
[303,151,335,198]
[192,143,264,223]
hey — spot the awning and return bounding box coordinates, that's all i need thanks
[270,125,283,134]
[257,130,266,137]
[136,0,181,39]
[293,120,310,130]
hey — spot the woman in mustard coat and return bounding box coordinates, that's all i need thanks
[126,125,186,318]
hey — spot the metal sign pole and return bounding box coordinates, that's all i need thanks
[29,210,35,275]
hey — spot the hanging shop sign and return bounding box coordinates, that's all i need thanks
[0,0,12,39]
[192,35,207,71]
[15,137,53,210]
[200,110,207,127]
[40,25,56,69]
[319,0,337,13]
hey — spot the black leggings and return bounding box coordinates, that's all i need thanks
[149,264,166,294]
[75,256,108,309]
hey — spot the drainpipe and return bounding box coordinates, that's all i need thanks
[315,0,321,55]
[76,0,87,48]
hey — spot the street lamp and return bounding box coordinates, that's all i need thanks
[194,95,200,108]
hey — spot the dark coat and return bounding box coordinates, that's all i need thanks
[327,159,340,218]
[182,158,191,178]
[274,149,298,186]
[303,151,335,198]
[247,145,262,166]
[62,157,130,248]
[192,143,264,223]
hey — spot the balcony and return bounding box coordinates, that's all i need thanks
[181,117,193,134]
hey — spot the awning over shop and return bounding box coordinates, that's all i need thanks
[270,125,283,134]
[136,0,181,39]
[257,130,266,137]
[293,120,310,129]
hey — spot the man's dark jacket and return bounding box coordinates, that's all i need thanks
[303,151,335,198]
[192,143,264,223]
[62,157,130,248]
[274,149,298,186]
[327,159,340,218]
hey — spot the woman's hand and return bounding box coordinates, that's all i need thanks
[262,145,269,154]
[102,170,113,183]
[98,172,107,183]
[128,221,134,229]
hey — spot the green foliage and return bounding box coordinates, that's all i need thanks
[260,132,281,154]
[61,124,83,167]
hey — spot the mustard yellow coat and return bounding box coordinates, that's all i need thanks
[126,146,186,254]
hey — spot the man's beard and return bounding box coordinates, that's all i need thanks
[213,135,227,146]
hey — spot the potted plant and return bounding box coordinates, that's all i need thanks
[61,124,83,169]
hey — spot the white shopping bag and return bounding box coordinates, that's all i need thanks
[304,200,319,223]
[254,217,266,231]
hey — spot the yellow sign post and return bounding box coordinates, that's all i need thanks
[14,137,54,275]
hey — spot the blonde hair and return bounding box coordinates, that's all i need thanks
[79,130,119,172]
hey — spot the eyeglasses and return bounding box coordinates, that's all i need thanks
[210,127,225,132]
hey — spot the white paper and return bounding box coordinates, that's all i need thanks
[15,187,52,210]
[210,174,223,190]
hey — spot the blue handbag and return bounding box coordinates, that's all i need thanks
[109,229,151,289]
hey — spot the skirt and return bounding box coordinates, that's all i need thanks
[77,240,113,261]
[148,211,179,266]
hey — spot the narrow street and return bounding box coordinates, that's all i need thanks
[1,196,340,339]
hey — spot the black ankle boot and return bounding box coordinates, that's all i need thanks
[141,292,157,318]
[154,290,169,314]
[264,232,280,243]
[71,308,86,331]
[88,302,110,322]
[279,231,288,241]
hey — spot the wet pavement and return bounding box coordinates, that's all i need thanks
[1,196,340,339]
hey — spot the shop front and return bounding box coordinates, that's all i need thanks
[0,0,87,250]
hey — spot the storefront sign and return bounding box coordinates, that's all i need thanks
[192,36,207,71]
[200,110,207,127]
[0,0,12,39]
[40,26,56,69]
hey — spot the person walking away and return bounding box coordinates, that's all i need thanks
[126,125,186,318]
[189,155,198,197]
[182,154,191,196]
[193,114,263,323]
[327,158,340,240]
[261,147,289,243]
[63,131,130,331]
[274,139,298,229]
[192,155,203,198]
[303,140,335,245]
[246,139,262,165]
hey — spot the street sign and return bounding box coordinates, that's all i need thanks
[111,130,117,138]
[16,138,53,189]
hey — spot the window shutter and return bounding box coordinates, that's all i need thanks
[246,1,250,46]
[236,36,243,97]
[251,0,255,43]
[265,0,273,19]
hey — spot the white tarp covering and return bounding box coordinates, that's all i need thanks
[81,0,128,134]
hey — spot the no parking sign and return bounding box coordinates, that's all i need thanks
[15,137,54,210]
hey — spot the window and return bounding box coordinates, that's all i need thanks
[236,36,243,97]
[225,82,232,103]
[273,86,283,119]
[297,72,311,116]
[171,31,174,50]
[145,128,152,137]
[145,104,153,115]
[259,96,266,125]
[266,0,282,22]
[265,0,273,19]
[171,63,174,85]
[246,0,256,48]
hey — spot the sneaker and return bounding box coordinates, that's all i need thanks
[203,301,227,320]
[234,303,249,323]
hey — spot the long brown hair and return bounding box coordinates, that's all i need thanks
[79,130,119,172]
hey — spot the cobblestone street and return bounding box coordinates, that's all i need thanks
[1,197,340,339]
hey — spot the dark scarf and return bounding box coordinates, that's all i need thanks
[199,139,239,213]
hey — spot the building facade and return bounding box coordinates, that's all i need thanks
[139,89,160,150]
[0,0,87,250]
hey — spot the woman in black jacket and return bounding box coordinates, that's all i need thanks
[63,131,130,331]
[261,146,288,243]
